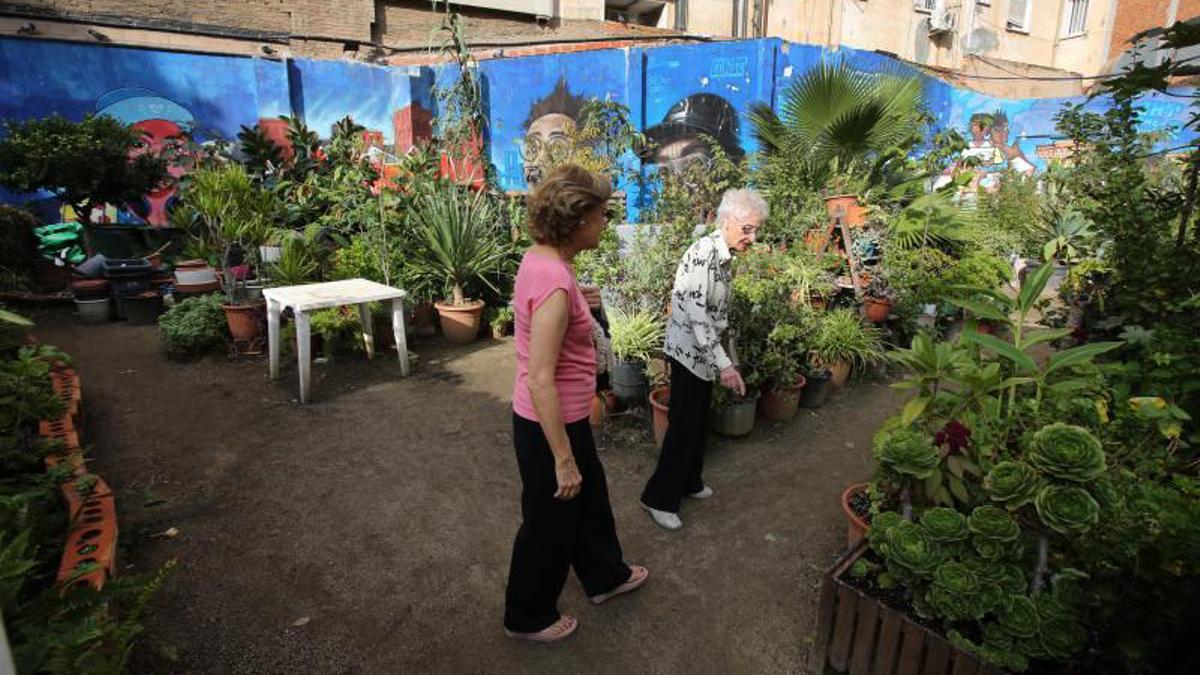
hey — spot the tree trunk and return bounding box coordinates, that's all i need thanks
[452,283,465,306]
[1177,152,1199,248]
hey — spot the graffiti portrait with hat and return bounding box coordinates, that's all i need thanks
[521,77,588,186]
[96,87,196,225]
[642,93,744,173]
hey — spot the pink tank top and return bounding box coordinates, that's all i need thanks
[512,251,596,424]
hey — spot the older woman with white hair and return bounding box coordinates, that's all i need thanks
[641,188,768,530]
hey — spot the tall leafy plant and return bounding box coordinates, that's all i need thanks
[407,189,510,306]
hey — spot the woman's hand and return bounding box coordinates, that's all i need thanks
[580,284,602,310]
[554,456,583,501]
[719,365,746,397]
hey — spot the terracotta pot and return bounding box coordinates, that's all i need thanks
[413,301,437,337]
[864,296,891,323]
[975,321,998,335]
[435,299,485,344]
[824,194,866,227]
[840,482,871,549]
[222,302,264,341]
[589,394,608,430]
[70,278,110,298]
[828,360,852,388]
[759,375,807,422]
[649,386,670,450]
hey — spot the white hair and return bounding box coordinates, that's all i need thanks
[715,188,769,225]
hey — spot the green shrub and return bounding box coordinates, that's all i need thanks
[158,294,228,356]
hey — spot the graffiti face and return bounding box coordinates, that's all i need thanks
[96,88,195,226]
[643,93,744,175]
[523,112,576,185]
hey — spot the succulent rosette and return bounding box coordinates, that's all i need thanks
[1028,423,1106,482]
[1035,485,1101,534]
[919,507,970,543]
[967,505,1021,542]
[999,595,1040,639]
[984,461,1042,509]
[877,520,944,578]
[927,560,986,621]
[878,429,940,480]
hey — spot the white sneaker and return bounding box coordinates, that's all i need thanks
[687,485,714,499]
[640,502,683,530]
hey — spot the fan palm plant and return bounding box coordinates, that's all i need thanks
[407,188,509,306]
[749,59,926,193]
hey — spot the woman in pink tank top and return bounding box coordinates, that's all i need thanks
[503,165,648,642]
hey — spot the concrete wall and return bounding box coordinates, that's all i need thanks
[0,34,1193,224]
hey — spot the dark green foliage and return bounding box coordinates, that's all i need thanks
[157,294,228,357]
[0,114,169,225]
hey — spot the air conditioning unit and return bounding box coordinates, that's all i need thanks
[928,7,956,35]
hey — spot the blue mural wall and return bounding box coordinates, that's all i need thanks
[0,35,1194,224]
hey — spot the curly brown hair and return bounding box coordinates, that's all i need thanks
[526,164,612,247]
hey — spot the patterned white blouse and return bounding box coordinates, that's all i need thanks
[664,230,733,382]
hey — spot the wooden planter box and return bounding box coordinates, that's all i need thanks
[810,541,1006,675]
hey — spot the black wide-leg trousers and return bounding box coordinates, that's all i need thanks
[504,413,632,632]
[641,358,713,513]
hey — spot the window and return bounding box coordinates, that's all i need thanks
[1007,0,1031,33]
[914,0,936,13]
[1063,0,1089,37]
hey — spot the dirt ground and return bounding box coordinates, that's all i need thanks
[32,307,903,675]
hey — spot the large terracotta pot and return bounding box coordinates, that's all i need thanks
[841,482,871,547]
[824,194,866,227]
[435,299,485,344]
[863,296,891,323]
[413,301,437,337]
[649,386,670,450]
[758,375,807,422]
[828,360,852,388]
[222,302,264,340]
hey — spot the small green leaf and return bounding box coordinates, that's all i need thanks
[1045,341,1123,375]
[964,332,1037,372]
[948,476,970,503]
[960,458,982,478]
[948,298,1010,324]
[901,396,930,426]
[1017,263,1054,313]
[947,455,965,478]
[924,468,943,496]
[1021,328,1073,349]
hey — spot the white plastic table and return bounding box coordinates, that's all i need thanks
[263,279,409,403]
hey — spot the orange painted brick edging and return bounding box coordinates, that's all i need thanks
[36,365,120,592]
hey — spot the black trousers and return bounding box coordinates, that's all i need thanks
[641,358,713,513]
[504,413,632,632]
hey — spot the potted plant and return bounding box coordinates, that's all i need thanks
[710,384,759,437]
[608,307,664,405]
[862,274,894,323]
[809,309,884,388]
[489,304,515,338]
[754,322,810,422]
[840,482,871,546]
[648,384,670,449]
[182,164,278,341]
[407,189,509,344]
[799,364,834,409]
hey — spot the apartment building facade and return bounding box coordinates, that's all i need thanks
[1,1,1193,88]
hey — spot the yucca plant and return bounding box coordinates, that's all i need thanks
[407,189,509,306]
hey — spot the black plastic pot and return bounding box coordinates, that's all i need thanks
[124,292,163,326]
[799,371,833,409]
[611,358,648,406]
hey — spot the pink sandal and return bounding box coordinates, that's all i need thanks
[589,565,649,605]
[504,615,578,643]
